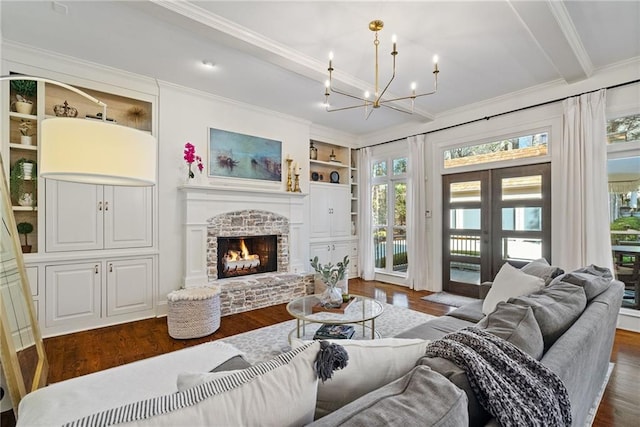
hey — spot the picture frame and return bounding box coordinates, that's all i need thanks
[208,128,282,182]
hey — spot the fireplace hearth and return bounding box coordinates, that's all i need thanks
[217,235,278,279]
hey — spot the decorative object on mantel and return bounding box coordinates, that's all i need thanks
[183,142,204,181]
[53,100,78,117]
[323,19,439,119]
[294,169,301,193]
[285,156,294,191]
[310,141,318,160]
[18,120,33,145]
[310,255,350,308]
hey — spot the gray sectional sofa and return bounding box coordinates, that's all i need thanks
[312,264,623,426]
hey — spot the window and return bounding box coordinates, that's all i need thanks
[443,132,548,169]
[607,113,640,144]
[371,157,408,275]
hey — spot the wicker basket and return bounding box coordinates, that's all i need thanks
[167,286,221,339]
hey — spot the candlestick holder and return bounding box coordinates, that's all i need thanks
[294,172,301,192]
[286,158,293,192]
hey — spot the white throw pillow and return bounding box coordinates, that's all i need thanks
[482,262,545,315]
[68,341,321,427]
[295,338,430,418]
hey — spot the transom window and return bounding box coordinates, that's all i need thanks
[607,113,640,144]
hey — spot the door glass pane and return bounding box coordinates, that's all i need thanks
[450,235,481,257]
[371,184,387,226]
[392,227,407,272]
[450,261,480,284]
[374,227,386,268]
[450,181,481,202]
[450,208,481,230]
[502,175,542,200]
[502,207,542,231]
[393,158,407,175]
[372,160,387,177]
[501,237,542,261]
[394,182,407,226]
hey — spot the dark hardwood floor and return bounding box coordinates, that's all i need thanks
[3,279,639,426]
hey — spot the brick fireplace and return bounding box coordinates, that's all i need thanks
[180,185,312,315]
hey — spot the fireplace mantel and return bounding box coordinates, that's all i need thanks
[179,184,308,287]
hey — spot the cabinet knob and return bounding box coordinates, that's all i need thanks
[104,201,109,211]
[327,245,331,251]
[332,244,336,250]
[94,265,99,274]
[98,201,102,211]
[109,263,113,273]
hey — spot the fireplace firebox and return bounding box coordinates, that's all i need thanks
[217,235,278,279]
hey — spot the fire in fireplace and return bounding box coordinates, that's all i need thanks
[217,235,278,279]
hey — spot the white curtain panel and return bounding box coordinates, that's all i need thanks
[406,135,431,290]
[557,89,614,272]
[358,147,375,280]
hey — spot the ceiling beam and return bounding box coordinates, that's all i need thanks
[509,0,593,83]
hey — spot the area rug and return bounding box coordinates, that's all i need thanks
[421,292,479,307]
[218,303,436,364]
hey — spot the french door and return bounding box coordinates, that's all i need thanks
[442,163,551,296]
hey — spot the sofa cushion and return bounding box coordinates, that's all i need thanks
[550,265,612,301]
[448,300,485,323]
[68,341,322,427]
[307,365,469,427]
[416,356,490,427]
[482,262,545,315]
[476,301,544,360]
[292,338,429,419]
[508,282,587,349]
[521,258,564,285]
[395,315,474,341]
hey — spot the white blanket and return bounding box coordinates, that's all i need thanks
[17,341,243,427]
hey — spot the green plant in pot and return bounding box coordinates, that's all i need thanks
[9,158,37,208]
[10,80,37,114]
[17,222,34,253]
[310,255,350,308]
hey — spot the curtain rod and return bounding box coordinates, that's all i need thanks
[363,78,640,149]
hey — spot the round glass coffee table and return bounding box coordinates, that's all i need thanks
[286,294,385,341]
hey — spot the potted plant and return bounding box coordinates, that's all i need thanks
[9,158,37,207]
[10,80,37,115]
[310,255,350,308]
[18,120,33,145]
[17,222,34,253]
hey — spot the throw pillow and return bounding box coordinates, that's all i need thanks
[293,338,429,419]
[549,264,612,301]
[306,365,469,427]
[508,282,587,349]
[482,263,545,315]
[68,341,322,427]
[520,258,564,285]
[476,301,545,360]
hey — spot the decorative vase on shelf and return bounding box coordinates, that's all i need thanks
[20,135,33,145]
[310,142,318,160]
[21,162,34,180]
[15,101,33,115]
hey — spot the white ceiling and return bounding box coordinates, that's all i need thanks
[1,1,639,138]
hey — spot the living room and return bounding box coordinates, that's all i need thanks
[1,1,639,426]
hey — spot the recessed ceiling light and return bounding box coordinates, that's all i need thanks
[201,60,215,69]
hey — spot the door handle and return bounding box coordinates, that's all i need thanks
[327,245,331,251]
[98,201,102,211]
[109,263,113,273]
[94,265,99,274]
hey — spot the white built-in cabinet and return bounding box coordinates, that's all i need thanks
[45,257,153,330]
[45,181,152,252]
[309,183,350,239]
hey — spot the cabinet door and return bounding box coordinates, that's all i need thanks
[46,181,103,252]
[309,185,332,239]
[330,186,351,238]
[106,258,153,317]
[310,242,333,266]
[331,241,351,264]
[103,186,152,249]
[45,263,101,328]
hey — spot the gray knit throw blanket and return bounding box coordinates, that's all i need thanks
[425,327,571,427]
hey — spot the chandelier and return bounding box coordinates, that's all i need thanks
[324,19,439,119]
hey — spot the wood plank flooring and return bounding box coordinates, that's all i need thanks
[3,279,639,426]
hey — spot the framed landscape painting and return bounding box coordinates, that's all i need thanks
[208,128,282,182]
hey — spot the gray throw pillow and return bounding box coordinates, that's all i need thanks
[549,264,612,301]
[416,357,490,427]
[308,365,469,427]
[476,301,545,360]
[521,258,564,285]
[508,282,587,349]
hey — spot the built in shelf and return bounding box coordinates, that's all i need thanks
[9,143,37,151]
[12,206,38,211]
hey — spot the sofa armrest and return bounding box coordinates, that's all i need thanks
[479,282,493,299]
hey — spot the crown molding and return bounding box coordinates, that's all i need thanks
[547,0,593,78]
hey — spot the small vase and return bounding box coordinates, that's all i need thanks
[22,163,34,179]
[15,101,33,115]
[20,135,33,145]
[320,285,343,308]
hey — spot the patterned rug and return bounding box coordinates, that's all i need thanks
[421,292,479,307]
[218,303,436,364]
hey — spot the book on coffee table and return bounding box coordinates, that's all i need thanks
[313,324,355,340]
